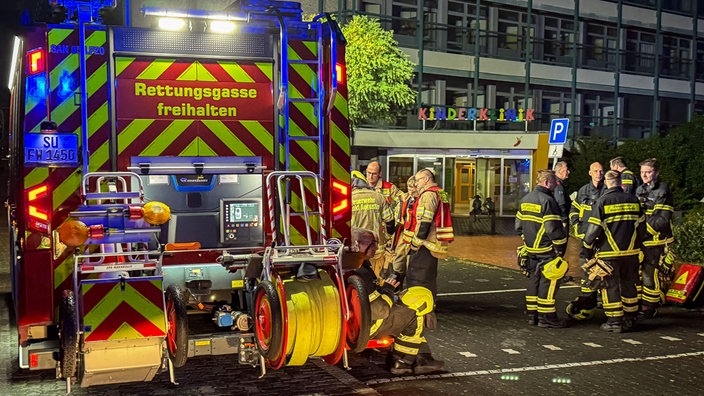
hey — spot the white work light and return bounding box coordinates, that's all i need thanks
[209,20,236,34]
[158,17,187,31]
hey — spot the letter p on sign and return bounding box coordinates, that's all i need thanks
[549,119,569,145]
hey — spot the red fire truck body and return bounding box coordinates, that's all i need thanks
[5,0,361,389]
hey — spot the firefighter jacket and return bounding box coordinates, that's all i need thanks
[569,181,606,238]
[582,186,645,259]
[352,187,395,246]
[393,196,416,248]
[356,260,395,321]
[405,184,454,258]
[554,177,571,224]
[515,185,567,255]
[620,168,640,195]
[635,180,674,247]
[372,179,405,219]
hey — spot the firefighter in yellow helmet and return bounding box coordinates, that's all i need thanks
[351,170,395,278]
[581,170,645,332]
[352,228,444,375]
[515,169,569,328]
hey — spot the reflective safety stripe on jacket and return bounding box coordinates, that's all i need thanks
[406,184,453,256]
[569,182,606,239]
[582,187,645,258]
[635,180,674,247]
[515,186,567,254]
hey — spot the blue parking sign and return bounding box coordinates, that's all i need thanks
[549,119,569,144]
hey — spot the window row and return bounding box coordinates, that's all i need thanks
[341,1,703,80]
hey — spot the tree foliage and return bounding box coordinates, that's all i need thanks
[340,15,416,128]
[568,116,704,210]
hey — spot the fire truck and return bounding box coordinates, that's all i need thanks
[5,0,372,390]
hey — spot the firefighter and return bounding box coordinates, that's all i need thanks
[553,161,571,236]
[406,168,454,299]
[582,170,645,332]
[610,156,641,195]
[515,169,569,328]
[635,158,674,319]
[389,175,419,284]
[352,228,444,375]
[567,162,606,320]
[351,170,396,278]
[366,161,404,215]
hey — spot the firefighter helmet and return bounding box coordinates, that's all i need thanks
[541,256,569,280]
[399,286,434,316]
[351,170,367,183]
[143,201,171,225]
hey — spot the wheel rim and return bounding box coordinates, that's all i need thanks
[255,290,273,351]
[166,298,177,354]
[346,286,361,342]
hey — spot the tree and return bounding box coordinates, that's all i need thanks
[340,15,416,128]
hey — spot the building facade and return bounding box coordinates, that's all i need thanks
[314,1,703,215]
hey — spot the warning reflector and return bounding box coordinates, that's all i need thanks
[666,264,704,307]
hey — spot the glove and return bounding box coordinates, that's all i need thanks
[516,245,529,277]
[657,250,676,283]
[410,239,421,252]
[379,280,396,297]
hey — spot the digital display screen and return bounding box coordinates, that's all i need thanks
[220,199,263,246]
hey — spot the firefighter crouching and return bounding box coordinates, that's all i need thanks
[515,169,569,328]
[635,158,675,319]
[351,170,396,278]
[352,228,444,375]
[581,170,645,333]
[567,162,606,321]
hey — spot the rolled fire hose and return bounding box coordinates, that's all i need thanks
[282,270,342,366]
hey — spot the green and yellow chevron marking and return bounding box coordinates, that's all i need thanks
[257,62,273,82]
[219,62,255,83]
[179,137,216,156]
[136,58,174,80]
[177,60,216,81]
[118,119,155,154]
[139,120,193,156]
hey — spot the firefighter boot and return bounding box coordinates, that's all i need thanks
[538,313,568,328]
[389,352,414,375]
[637,306,658,320]
[413,353,445,375]
[600,319,623,333]
[527,311,538,326]
[623,315,637,332]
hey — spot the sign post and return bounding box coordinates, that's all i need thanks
[548,118,569,170]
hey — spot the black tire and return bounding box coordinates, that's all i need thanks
[165,285,189,368]
[345,275,371,353]
[253,280,284,360]
[59,290,77,379]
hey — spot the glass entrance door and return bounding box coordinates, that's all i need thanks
[454,161,475,205]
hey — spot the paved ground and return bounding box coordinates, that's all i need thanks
[3,209,704,395]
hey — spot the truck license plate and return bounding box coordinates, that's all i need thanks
[24,133,79,167]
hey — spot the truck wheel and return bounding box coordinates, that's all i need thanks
[59,290,77,379]
[345,275,371,353]
[254,280,284,360]
[165,285,189,368]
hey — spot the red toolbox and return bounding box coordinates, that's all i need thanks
[666,264,704,308]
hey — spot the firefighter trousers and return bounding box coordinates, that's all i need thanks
[600,256,640,322]
[526,255,561,316]
[641,246,666,309]
[407,246,438,298]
